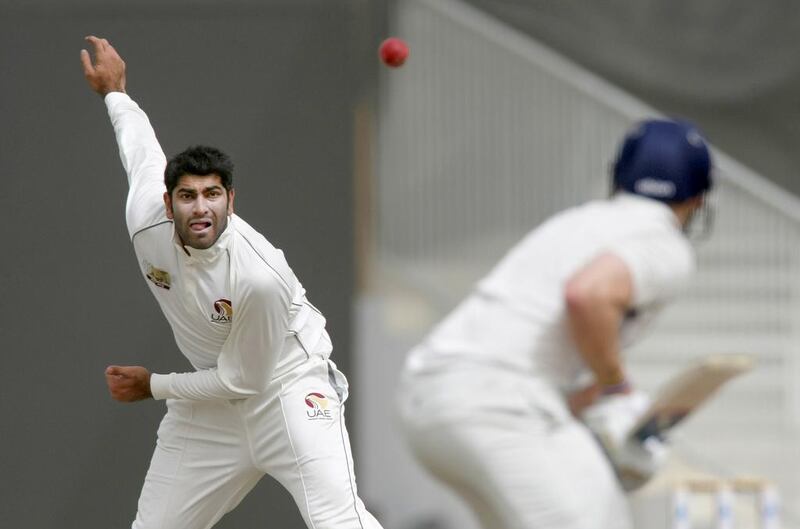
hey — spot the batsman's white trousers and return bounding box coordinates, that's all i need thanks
[398,366,632,529]
[132,354,382,529]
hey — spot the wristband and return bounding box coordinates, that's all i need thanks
[601,379,632,395]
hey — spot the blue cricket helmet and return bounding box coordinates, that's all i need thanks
[612,119,713,202]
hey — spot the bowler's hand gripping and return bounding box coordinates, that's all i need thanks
[80,35,126,96]
[581,390,669,490]
[105,365,153,402]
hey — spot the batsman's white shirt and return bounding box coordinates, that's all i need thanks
[405,193,694,390]
[106,92,382,529]
[400,195,694,529]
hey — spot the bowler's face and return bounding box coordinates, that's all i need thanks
[164,174,235,250]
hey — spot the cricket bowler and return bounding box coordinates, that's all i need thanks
[81,35,384,529]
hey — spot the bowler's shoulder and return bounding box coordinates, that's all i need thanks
[130,217,174,247]
[229,215,296,295]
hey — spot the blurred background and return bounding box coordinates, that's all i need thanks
[2,0,800,527]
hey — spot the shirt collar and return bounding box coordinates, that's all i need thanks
[612,192,681,229]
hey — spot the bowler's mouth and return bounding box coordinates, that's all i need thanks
[189,219,212,234]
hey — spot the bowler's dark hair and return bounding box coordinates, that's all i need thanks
[165,145,234,195]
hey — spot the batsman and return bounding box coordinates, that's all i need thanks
[398,119,714,529]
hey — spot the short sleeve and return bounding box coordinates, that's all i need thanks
[607,232,696,307]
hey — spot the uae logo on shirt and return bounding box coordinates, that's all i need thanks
[305,392,333,421]
[211,298,233,323]
[144,261,171,290]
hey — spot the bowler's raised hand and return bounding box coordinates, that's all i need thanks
[81,35,126,96]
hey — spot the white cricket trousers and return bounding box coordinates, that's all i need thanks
[398,367,632,529]
[132,354,383,529]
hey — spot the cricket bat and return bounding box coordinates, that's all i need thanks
[629,354,754,443]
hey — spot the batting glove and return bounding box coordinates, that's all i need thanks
[581,389,669,490]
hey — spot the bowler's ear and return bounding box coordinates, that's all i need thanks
[228,189,236,215]
[163,191,174,220]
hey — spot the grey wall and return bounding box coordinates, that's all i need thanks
[0,2,380,527]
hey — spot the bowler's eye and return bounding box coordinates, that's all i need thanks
[178,192,192,200]
[207,190,221,198]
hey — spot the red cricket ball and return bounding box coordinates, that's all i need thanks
[379,37,409,68]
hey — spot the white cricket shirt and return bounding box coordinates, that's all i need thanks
[105,92,328,401]
[405,194,695,389]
